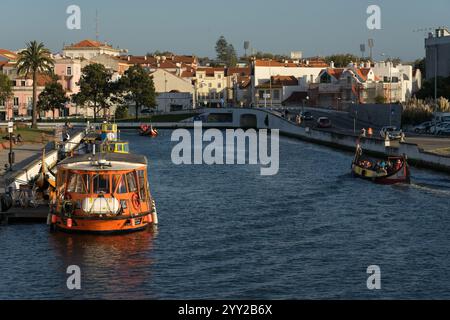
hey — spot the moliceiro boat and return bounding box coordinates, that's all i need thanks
[49,153,158,234]
[139,124,158,137]
[351,144,410,185]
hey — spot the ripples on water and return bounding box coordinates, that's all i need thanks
[1,130,450,299]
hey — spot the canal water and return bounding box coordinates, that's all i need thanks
[1,130,450,299]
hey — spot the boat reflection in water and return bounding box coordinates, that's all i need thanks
[49,228,158,299]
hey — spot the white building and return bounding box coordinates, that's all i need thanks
[195,67,227,107]
[251,58,328,107]
[151,69,195,112]
[63,39,125,60]
[372,61,421,102]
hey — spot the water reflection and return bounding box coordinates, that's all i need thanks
[48,228,158,299]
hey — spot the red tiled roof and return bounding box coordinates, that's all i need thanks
[71,39,112,48]
[197,67,225,77]
[181,70,195,78]
[238,76,251,89]
[226,67,251,77]
[325,68,345,80]
[0,49,18,60]
[354,68,371,81]
[283,91,308,105]
[271,75,298,86]
[16,73,54,87]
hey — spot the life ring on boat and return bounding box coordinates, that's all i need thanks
[63,200,74,215]
[131,193,141,209]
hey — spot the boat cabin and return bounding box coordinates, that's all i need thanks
[101,141,130,154]
[55,153,151,218]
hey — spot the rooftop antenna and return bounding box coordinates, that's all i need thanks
[95,9,99,41]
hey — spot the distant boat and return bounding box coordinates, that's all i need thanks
[139,124,158,137]
[351,144,410,185]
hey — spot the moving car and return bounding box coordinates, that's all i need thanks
[317,117,332,128]
[380,126,402,139]
[301,111,314,121]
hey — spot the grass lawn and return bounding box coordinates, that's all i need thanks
[430,147,450,156]
[4,127,54,143]
[38,113,198,124]
[117,113,197,123]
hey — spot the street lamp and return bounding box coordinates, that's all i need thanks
[302,96,309,113]
[381,53,393,127]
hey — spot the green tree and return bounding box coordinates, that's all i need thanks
[416,76,450,101]
[215,36,229,63]
[16,41,54,128]
[324,54,368,67]
[0,73,13,112]
[413,58,425,76]
[119,64,156,121]
[73,63,116,122]
[226,44,238,67]
[37,80,68,120]
[114,104,129,120]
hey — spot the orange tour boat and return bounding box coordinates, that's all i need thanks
[49,152,158,234]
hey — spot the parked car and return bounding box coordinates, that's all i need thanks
[430,122,450,135]
[140,109,155,115]
[436,127,450,136]
[413,121,432,134]
[301,111,314,121]
[317,117,332,128]
[380,126,402,139]
[433,122,450,135]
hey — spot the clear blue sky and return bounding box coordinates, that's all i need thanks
[1,0,449,61]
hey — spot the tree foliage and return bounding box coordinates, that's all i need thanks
[118,64,156,121]
[324,54,367,68]
[415,76,450,100]
[72,63,117,122]
[16,41,54,128]
[0,73,13,106]
[37,80,68,119]
[215,36,238,67]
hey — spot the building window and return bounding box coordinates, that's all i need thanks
[13,97,19,106]
[208,83,212,88]
[21,80,26,87]
[273,90,280,100]
[218,83,222,88]
[67,66,72,76]
[259,90,265,99]
[218,74,221,79]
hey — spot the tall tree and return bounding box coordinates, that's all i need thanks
[73,63,116,122]
[37,80,68,120]
[16,41,54,128]
[226,44,238,67]
[215,36,229,63]
[0,73,13,117]
[119,64,156,120]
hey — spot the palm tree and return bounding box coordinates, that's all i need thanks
[16,41,54,128]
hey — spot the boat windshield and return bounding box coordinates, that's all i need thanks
[93,174,110,194]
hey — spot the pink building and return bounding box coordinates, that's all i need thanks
[0,50,82,120]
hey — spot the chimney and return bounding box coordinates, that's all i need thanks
[330,61,335,68]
